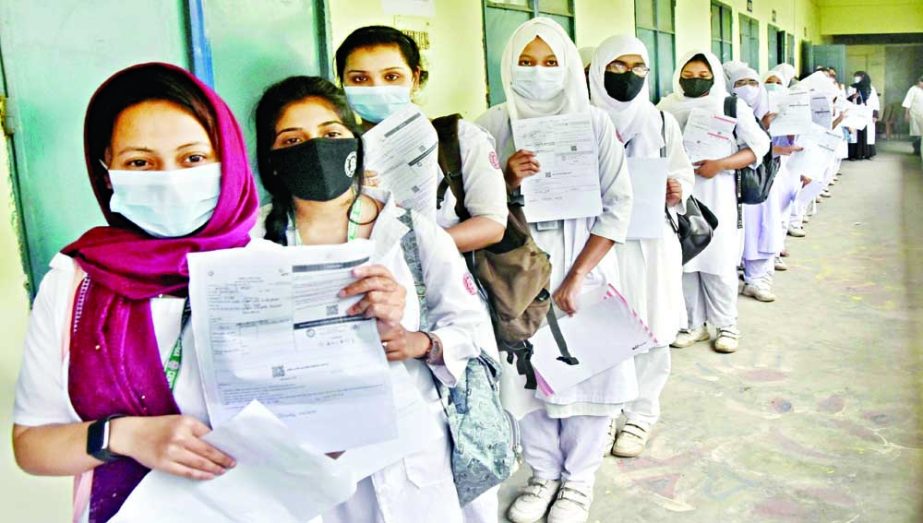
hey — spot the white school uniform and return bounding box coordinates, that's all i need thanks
[255,190,488,523]
[588,35,694,429]
[475,17,635,490]
[658,49,770,331]
[903,85,923,137]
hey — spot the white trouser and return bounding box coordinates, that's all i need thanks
[743,257,774,287]
[462,485,499,523]
[622,345,671,428]
[683,271,738,331]
[519,410,611,487]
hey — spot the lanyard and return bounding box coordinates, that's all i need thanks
[347,198,362,242]
[164,298,191,391]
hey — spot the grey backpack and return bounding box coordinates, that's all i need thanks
[397,209,519,506]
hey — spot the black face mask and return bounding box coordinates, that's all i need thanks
[680,77,714,98]
[270,138,359,202]
[604,71,645,102]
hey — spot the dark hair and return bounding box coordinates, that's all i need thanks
[85,64,218,225]
[254,76,369,245]
[335,25,429,87]
[683,53,713,74]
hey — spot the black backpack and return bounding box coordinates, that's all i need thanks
[723,95,780,206]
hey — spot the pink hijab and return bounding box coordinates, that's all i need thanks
[60,62,259,522]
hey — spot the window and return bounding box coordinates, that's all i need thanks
[711,2,733,64]
[768,24,784,67]
[785,33,795,65]
[635,0,675,101]
[482,1,575,106]
[739,14,759,69]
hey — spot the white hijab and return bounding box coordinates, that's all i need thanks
[589,34,664,151]
[657,49,728,127]
[501,17,590,120]
[730,66,769,119]
[722,60,749,91]
[578,46,596,69]
[770,63,797,87]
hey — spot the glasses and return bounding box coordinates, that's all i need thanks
[734,79,759,87]
[606,61,650,77]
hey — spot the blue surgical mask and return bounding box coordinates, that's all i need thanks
[511,65,567,101]
[344,86,413,123]
[106,162,222,238]
[765,83,783,93]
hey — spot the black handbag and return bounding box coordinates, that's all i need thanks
[657,111,720,264]
[724,95,780,205]
[668,196,719,264]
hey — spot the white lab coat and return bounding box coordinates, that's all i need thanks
[255,190,489,523]
[616,111,694,345]
[867,87,881,145]
[657,96,770,277]
[903,85,923,136]
[475,103,637,421]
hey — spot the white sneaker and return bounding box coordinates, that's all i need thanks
[603,419,618,455]
[507,477,561,523]
[802,215,811,224]
[743,283,776,302]
[670,326,709,348]
[713,328,739,353]
[774,257,788,271]
[787,226,806,238]
[611,422,649,458]
[821,189,832,198]
[547,482,593,523]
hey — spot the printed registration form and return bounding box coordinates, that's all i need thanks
[769,92,813,136]
[511,112,602,223]
[362,105,440,219]
[682,108,737,163]
[187,240,397,454]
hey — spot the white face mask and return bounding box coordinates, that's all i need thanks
[511,65,567,101]
[107,162,222,238]
[733,85,761,107]
[765,83,783,93]
[853,76,862,84]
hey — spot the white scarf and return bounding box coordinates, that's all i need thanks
[657,49,729,128]
[500,17,590,121]
[588,34,664,153]
[730,66,769,119]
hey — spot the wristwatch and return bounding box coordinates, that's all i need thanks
[417,331,444,366]
[87,414,126,463]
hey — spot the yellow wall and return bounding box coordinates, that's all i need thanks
[819,0,923,35]
[328,0,489,120]
[846,44,886,96]
[0,138,71,520]
[574,0,635,49]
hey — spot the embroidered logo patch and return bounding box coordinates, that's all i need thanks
[488,150,501,170]
[463,273,477,295]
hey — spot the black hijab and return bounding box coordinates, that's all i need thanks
[852,71,872,102]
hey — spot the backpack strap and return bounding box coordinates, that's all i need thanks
[546,308,579,366]
[432,114,470,221]
[724,95,744,229]
[724,94,738,120]
[396,209,429,329]
[658,110,667,159]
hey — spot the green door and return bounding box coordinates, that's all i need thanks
[0,0,190,291]
[812,45,847,85]
[0,1,327,291]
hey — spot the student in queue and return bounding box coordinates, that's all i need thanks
[253,75,488,523]
[659,51,770,353]
[334,26,510,522]
[587,35,694,458]
[10,63,261,523]
[476,18,634,523]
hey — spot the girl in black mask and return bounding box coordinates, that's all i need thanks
[252,75,487,523]
[587,35,695,459]
[657,50,770,355]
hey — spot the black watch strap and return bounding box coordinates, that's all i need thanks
[87,414,126,463]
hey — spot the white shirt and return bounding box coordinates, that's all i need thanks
[436,119,508,229]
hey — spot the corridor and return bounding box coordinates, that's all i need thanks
[500,142,923,522]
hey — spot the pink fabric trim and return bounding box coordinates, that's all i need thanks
[63,264,90,522]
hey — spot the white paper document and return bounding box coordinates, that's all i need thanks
[625,157,668,240]
[840,103,871,130]
[769,93,813,136]
[786,124,841,177]
[511,113,602,223]
[767,91,785,114]
[810,94,833,129]
[188,240,397,453]
[362,105,440,219]
[682,108,737,164]
[530,285,658,396]
[111,401,355,523]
